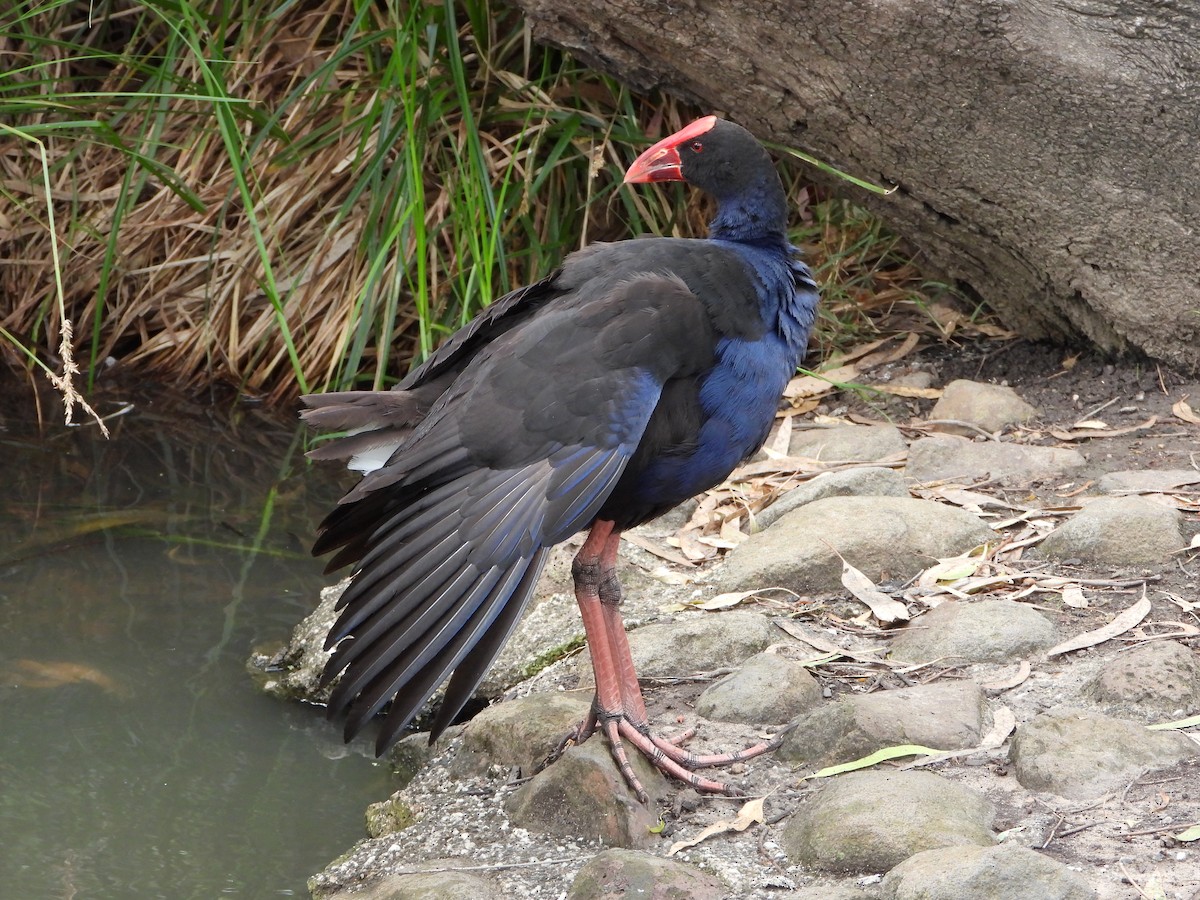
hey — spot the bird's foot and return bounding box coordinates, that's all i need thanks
[552,706,794,803]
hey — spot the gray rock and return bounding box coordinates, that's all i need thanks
[778,681,986,768]
[928,379,1038,435]
[789,423,908,461]
[316,862,496,900]
[259,579,343,701]
[623,611,780,680]
[567,849,725,900]
[505,739,667,848]
[1083,640,1200,721]
[881,843,1097,900]
[1008,707,1197,800]
[1039,496,1184,565]
[889,599,1057,665]
[905,435,1085,487]
[1096,469,1200,494]
[780,770,995,873]
[452,692,591,778]
[716,496,995,595]
[757,466,909,529]
[365,793,418,838]
[695,651,822,725]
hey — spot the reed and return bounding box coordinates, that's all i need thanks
[0,0,947,408]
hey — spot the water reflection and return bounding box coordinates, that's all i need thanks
[0,382,392,899]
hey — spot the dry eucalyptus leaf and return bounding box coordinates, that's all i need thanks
[1046,594,1152,656]
[1050,416,1157,441]
[667,796,765,856]
[686,589,783,611]
[771,619,892,665]
[840,559,910,622]
[979,707,1018,749]
[869,383,943,399]
[917,555,984,588]
[784,364,859,400]
[980,660,1031,692]
[1060,583,1089,609]
[1173,399,1200,425]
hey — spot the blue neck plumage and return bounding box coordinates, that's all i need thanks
[706,172,790,247]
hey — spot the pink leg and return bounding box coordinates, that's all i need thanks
[561,520,791,801]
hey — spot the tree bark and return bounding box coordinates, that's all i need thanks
[513,0,1200,369]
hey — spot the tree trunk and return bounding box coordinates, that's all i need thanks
[514,0,1200,370]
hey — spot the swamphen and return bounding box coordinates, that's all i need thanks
[301,116,819,799]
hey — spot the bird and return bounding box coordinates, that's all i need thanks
[300,115,819,800]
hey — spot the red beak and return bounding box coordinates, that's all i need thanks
[623,115,718,184]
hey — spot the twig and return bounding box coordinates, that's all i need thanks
[915,419,1003,441]
[1072,396,1119,428]
[1118,861,1158,900]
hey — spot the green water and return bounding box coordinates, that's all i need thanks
[0,384,392,898]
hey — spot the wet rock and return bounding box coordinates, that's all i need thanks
[505,739,667,848]
[757,466,909,529]
[905,434,1084,487]
[452,692,591,778]
[889,599,1057,665]
[781,769,995,873]
[789,423,908,462]
[927,379,1038,435]
[1008,707,1197,800]
[260,579,343,701]
[366,793,418,838]
[778,681,986,768]
[315,861,497,900]
[1038,496,1184,565]
[388,731,448,782]
[716,496,994,594]
[567,848,725,900]
[695,651,822,724]
[1083,640,1200,721]
[623,611,780,679]
[880,843,1096,900]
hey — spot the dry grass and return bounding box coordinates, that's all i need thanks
[0,0,954,408]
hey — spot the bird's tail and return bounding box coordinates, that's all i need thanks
[300,390,425,471]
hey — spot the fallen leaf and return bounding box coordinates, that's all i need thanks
[1173,399,1200,425]
[650,566,692,586]
[685,589,777,611]
[667,796,765,856]
[917,555,984,588]
[856,331,920,367]
[1050,416,1157,441]
[784,364,860,399]
[1060,583,1088,609]
[1175,824,1200,842]
[980,660,1031,692]
[808,744,944,778]
[771,618,892,666]
[979,707,1017,749]
[869,383,943,399]
[1046,594,1152,656]
[840,559,910,622]
[765,415,793,458]
[1146,713,1200,731]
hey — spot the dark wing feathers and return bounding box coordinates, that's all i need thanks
[306,266,719,752]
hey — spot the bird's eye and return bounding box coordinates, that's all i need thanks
[690,141,704,153]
